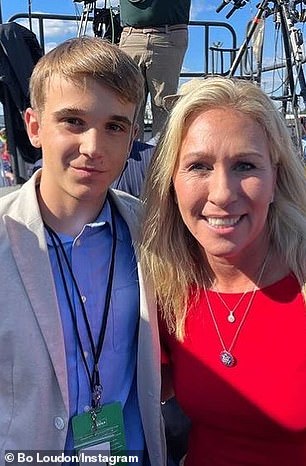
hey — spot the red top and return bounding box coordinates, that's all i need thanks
[160,274,306,466]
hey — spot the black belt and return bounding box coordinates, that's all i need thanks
[122,24,188,34]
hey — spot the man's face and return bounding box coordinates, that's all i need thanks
[25,75,137,209]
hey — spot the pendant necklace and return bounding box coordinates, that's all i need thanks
[204,253,270,367]
[209,286,249,323]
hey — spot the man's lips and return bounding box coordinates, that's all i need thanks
[71,166,103,173]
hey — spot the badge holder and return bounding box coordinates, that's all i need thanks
[72,399,126,465]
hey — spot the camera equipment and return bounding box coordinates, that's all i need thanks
[93,7,122,43]
[226,0,249,19]
[215,0,306,154]
[216,0,232,14]
[76,1,95,37]
[75,0,122,44]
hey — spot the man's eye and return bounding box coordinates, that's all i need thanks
[234,162,256,172]
[107,123,124,132]
[64,118,83,126]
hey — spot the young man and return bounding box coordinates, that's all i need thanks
[0,37,166,465]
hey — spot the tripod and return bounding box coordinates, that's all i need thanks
[75,0,121,43]
[275,0,306,115]
[230,0,306,105]
[76,0,96,37]
[217,0,306,151]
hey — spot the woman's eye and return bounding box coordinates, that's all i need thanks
[189,163,211,171]
[235,162,256,172]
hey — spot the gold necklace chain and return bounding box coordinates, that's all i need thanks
[204,253,270,367]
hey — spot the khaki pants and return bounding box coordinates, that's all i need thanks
[119,27,188,140]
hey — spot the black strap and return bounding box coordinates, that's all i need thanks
[44,196,117,408]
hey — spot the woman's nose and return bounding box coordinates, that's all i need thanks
[207,168,238,207]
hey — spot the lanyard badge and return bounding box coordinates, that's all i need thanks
[72,402,126,461]
[45,197,127,456]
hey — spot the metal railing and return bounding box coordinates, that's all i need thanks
[8,13,238,77]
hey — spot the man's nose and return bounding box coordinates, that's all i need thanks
[79,128,105,159]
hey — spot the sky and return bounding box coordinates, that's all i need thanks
[1,0,259,76]
[1,0,306,102]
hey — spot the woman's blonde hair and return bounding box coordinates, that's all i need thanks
[140,76,306,340]
[29,36,144,117]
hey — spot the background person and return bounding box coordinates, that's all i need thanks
[140,76,306,466]
[111,140,155,197]
[0,129,14,186]
[0,37,166,465]
[119,0,191,140]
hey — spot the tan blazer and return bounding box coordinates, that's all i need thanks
[0,171,166,466]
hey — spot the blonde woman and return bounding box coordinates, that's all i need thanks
[140,77,306,466]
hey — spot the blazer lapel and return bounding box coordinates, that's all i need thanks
[109,190,140,242]
[5,215,69,413]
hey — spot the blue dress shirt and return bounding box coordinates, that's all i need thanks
[46,197,144,457]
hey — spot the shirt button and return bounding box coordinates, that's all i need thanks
[76,239,81,247]
[54,416,65,430]
[81,295,87,303]
[84,351,89,359]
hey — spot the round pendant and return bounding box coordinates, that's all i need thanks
[227,313,235,323]
[220,350,236,367]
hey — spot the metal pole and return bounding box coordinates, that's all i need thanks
[28,0,33,31]
[228,0,269,77]
[0,0,3,24]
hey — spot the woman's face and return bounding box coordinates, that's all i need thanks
[172,107,276,265]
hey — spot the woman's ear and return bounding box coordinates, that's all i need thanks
[24,108,42,148]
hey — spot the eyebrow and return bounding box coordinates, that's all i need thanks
[53,108,133,127]
[221,152,265,161]
[110,115,133,128]
[181,150,264,160]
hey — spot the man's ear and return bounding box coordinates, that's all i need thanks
[24,108,42,148]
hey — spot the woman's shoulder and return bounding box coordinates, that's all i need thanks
[260,272,299,292]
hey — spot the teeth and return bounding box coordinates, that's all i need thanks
[206,217,241,227]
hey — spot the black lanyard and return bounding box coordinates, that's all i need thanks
[44,197,117,409]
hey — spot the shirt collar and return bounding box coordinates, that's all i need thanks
[45,197,124,245]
